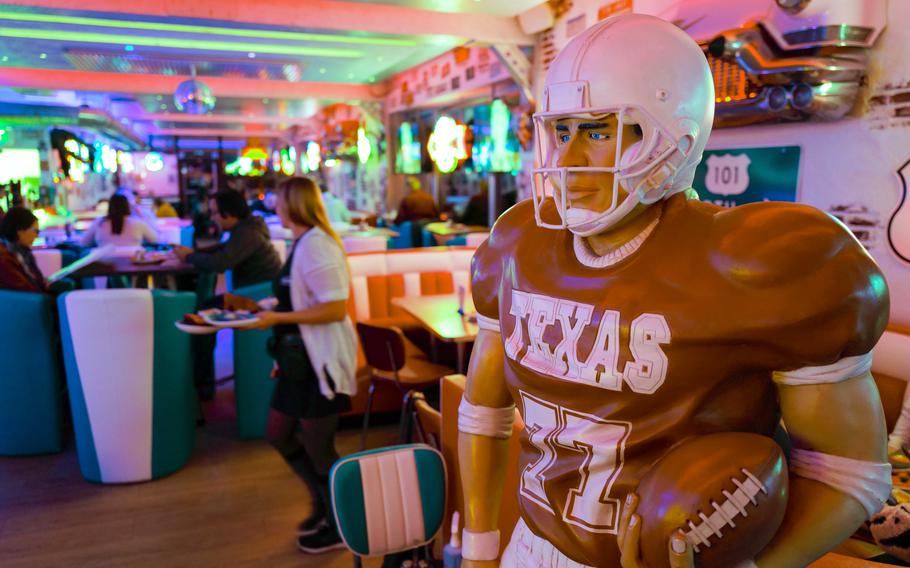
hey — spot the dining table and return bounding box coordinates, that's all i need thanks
[391,293,477,373]
[423,222,489,245]
[67,253,197,281]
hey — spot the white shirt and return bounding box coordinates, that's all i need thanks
[322,191,352,224]
[289,226,358,399]
[80,217,159,248]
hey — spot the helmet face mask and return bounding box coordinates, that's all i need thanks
[532,104,692,237]
[531,14,715,238]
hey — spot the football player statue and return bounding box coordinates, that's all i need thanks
[458,13,892,568]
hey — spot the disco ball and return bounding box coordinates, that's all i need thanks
[174,79,216,114]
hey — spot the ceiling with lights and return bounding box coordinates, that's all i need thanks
[0,0,540,148]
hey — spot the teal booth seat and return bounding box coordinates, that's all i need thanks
[0,290,65,455]
[58,289,196,483]
[232,282,277,439]
[387,221,415,249]
[331,444,447,561]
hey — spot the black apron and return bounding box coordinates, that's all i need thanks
[268,236,351,418]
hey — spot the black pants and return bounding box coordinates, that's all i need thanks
[265,410,341,528]
[192,294,224,391]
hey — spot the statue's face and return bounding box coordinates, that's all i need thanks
[549,114,641,217]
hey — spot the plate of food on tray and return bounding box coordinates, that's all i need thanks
[174,313,219,335]
[199,308,260,328]
[131,250,168,265]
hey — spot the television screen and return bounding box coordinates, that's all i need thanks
[395,120,422,174]
[469,100,521,174]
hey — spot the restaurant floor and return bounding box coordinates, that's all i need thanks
[0,385,398,568]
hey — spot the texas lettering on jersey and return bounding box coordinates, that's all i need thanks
[505,289,672,394]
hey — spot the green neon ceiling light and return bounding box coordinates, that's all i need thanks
[0,27,364,58]
[0,11,418,48]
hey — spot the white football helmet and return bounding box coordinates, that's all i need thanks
[532,13,715,236]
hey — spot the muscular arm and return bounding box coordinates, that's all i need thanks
[458,328,514,563]
[756,372,887,568]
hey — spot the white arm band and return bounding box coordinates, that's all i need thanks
[790,448,892,517]
[462,528,500,561]
[458,397,515,439]
[773,353,872,386]
[477,314,500,332]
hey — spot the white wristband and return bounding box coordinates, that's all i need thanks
[462,529,500,561]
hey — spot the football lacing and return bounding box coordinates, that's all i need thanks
[684,468,768,552]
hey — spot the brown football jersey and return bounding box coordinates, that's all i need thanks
[471,193,889,567]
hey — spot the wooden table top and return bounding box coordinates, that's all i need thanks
[424,222,488,237]
[392,294,478,343]
[69,255,197,278]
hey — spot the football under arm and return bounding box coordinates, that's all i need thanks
[755,370,889,568]
[458,328,514,562]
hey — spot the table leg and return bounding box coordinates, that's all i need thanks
[457,343,465,375]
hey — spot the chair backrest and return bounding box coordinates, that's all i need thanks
[402,391,441,450]
[343,236,388,254]
[356,322,406,373]
[58,289,196,483]
[331,444,447,557]
[32,248,62,278]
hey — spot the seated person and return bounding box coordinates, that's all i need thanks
[394,177,439,225]
[459,182,489,227]
[154,197,178,218]
[322,189,352,224]
[174,190,282,289]
[80,194,158,248]
[174,190,282,400]
[0,207,47,293]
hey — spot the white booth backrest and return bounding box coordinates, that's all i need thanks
[32,249,63,278]
[465,232,489,247]
[63,289,155,482]
[343,236,388,254]
[157,226,182,245]
[346,248,475,322]
[873,329,910,381]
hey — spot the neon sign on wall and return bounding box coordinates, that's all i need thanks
[427,116,468,174]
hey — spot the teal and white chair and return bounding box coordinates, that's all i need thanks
[331,444,447,566]
[58,289,196,483]
[0,290,65,455]
[232,282,277,439]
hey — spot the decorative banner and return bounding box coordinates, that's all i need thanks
[692,146,801,208]
[386,47,510,114]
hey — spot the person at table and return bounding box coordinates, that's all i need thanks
[174,190,282,400]
[116,188,159,227]
[153,197,178,218]
[243,176,357,555]
[0,206,47,293]
[393,176,439,225]
[174,190,281,289]
[321,188,352,224]
[459,180,490,227]
[79,194,159,248]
